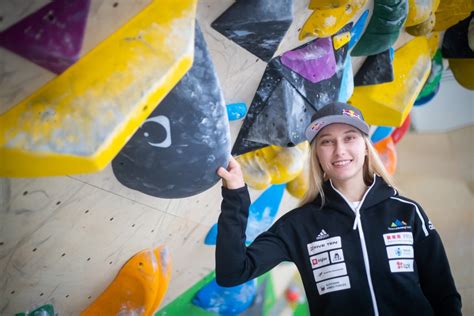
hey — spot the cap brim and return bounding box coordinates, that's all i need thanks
[305,115,369,143]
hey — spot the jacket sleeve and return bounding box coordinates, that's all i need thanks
[215,185,291,287]
[413,204,462,316]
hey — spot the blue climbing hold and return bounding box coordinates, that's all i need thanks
[371,126,394,144]
[204,184,285,246]
[338,56,354,102]
[204,223,218,245]
[349,10,369,49]
[227,102,248,121]
[192,278,257,314]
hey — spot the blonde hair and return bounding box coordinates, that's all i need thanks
[299,135,396,207]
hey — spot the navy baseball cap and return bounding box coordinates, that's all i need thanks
[305,102,369,143]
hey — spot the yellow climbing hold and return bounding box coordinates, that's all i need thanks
[433,0,474,31]
[426,31,441,57]
[286,163,309,199]
[237,142,309,190]
[333,32,351,50]
[299,0,367,39]
[81,247,172,316]
[349,36,431,127]
[449,59,474,90]
[405,0,433,27]
[0,0,197,177]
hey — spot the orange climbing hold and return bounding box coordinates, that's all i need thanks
[81,247,171,316]
[374,137,397,175]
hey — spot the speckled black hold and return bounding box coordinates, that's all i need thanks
[231,24,352,156]
[211,0,293,62]
[354,49,394,86]
[112,23,230,199]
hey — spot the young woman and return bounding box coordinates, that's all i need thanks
[216,102,461,316]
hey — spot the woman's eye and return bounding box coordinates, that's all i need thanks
[321,139,332,145]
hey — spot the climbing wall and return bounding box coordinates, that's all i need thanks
[1,0,473,315]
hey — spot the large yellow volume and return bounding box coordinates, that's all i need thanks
[0,0,197,177]
[349,36,431,127]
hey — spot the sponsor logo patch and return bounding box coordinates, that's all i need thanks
[316,229,329,240]
[389,259,414,273]
[313,262,347,282]
[388,219,412,231]
[311,121,324,132]
[383,232,413,246]
[317,276,351,295]
[329,249,344,263]
[428,220,435,230]
[307,236,342,256]
[310,252,330,269]
[342,109,361,120]
[386,245,414,259]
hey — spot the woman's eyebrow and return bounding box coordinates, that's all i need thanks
[344,129,359,134]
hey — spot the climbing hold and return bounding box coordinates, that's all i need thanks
[442,14,474,90]
[338,55,354,102]
[333,32,351,50]
[0,0,197,177]
[237,142,310,190]
[205,183,285,245]
[286,163,309,199]
[354,49,394,86]
[282,37,336,84]
[433,0,474,31]
[299,0,366,39]
[112,23,230,199]
[449,59,474,90]
[349,36,431,126]
[349,10,369,49]
[371,126,395,144]
[442,13,474,59]
[0,0,91,74]
[81,247,171,316]
[405,0,433,27]
[391,115,411,144]
[211,0,292,62]
[15,304,55,316]
[415,49,443,104]
[192,279,257,314]
[232,25,352,155]
[406,12,436,36]
[373,137,397,175]
[227,103,248,121]
[351,0,408,56]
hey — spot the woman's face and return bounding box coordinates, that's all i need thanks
[315,123,367,185]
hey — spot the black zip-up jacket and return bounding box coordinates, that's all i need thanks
[216,176,462,315]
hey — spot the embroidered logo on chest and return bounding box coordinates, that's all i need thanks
[316,229,329,240]
[388,219,412,231]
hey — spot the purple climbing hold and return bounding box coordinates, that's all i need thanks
[281,37,336,84]
[0,0,91,74]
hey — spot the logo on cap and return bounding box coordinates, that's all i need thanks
[342,109,361,120]
[311,121,324,131]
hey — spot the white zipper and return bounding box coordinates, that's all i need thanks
[330,176,379,316]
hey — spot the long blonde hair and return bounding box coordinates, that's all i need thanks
[299,135,396,206]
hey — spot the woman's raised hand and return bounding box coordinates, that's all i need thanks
[217,156,245,189]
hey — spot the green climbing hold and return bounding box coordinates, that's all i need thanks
[416,49,443,100]
[351,0,408,56]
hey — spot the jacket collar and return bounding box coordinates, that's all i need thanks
[318,175,396,213]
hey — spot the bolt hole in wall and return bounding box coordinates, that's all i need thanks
[113,2,119,8]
